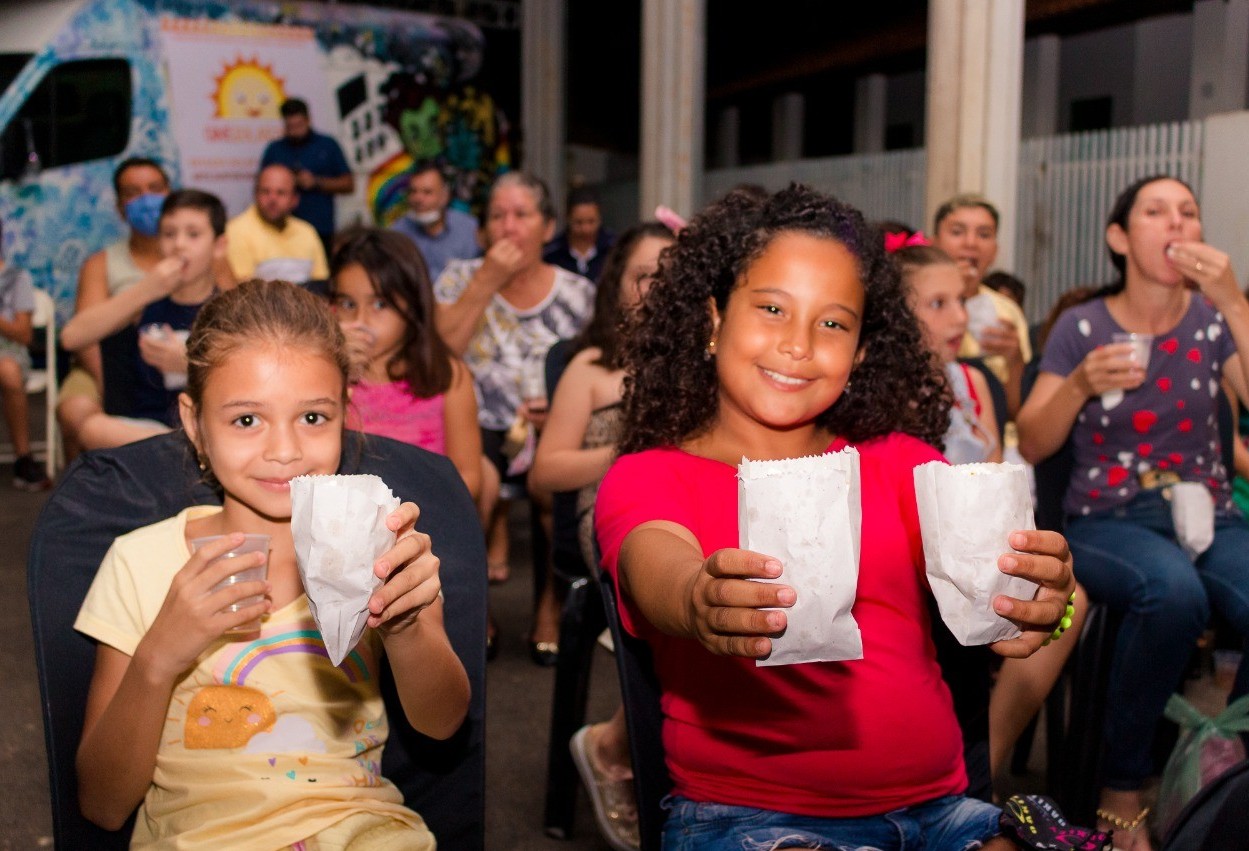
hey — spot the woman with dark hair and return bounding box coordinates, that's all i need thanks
[328,227,482,500]
[529,221,675,850]
[1017,176,1249,848]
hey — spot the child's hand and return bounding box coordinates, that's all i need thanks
[367,502,442,635]
[684,548,795,658]
[151,256,186,294]
[138,325,188,374]
[989,529,1077,658]
[978,318,1023,364]
[138,534,271,680]
[340,323,376,380]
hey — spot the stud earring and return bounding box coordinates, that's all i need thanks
[704,339,717,361]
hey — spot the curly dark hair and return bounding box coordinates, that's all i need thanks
[572,221,675,370]
[619,184,950,454]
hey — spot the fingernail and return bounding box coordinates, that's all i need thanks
[1009,532,1027,548]
[1001,555,1018,572]
[764,559,782,576]
[995,598,1013,615]
[776,588,796,606]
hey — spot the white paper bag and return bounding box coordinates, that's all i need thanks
[914,461,1039,646]
[1170,481,1215,559]
[738,449,863,667]
[290,474,401,665]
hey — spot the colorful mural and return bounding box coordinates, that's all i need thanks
[0,0,510,317]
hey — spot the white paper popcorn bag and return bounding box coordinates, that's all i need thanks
[290,474,401,665]
[914,461,1039,646]
[738,449,863,667]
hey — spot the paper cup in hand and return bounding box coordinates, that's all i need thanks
[290,474,401,665]
[738,449,863,666]
[964,293,998,343]
[914,462,1039,645]
[190,534,270,634]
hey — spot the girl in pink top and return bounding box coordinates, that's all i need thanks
[594,185,1077,850]
[330,228,482,500]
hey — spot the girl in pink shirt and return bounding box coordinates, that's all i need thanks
[594,185,1077,850]
[330,228,483,501]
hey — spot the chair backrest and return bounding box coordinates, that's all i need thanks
[27,430,486,849]
[544,338,590,582]
[597,576,670,851]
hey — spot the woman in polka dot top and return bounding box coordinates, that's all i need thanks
[1017,175,1249,850]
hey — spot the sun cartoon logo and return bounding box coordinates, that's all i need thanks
[212,56,286,119]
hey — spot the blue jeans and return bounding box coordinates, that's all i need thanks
[1065,490,1249,789]
[661,795,1001,851]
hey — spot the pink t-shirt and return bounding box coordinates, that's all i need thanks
[349,380,446,454]
[594,432,967,818]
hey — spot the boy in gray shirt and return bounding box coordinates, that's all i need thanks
[0,218,50,490]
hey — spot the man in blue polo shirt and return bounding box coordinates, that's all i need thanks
[390,163,481,281]
[261,98,353,256]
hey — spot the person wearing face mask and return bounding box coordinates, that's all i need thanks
[390,163,480,282]
[58,161,235,460]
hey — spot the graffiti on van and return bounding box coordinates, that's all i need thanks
[0,0,509,318]
[0,0,178,317]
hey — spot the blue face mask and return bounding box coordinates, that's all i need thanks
[124,193,166,237]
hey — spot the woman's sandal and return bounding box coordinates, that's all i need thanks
[1095,806,1151,851]
[998,794,1112,851]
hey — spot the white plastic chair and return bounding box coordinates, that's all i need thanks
[24,289,58,478]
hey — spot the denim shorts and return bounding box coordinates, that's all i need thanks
[661,794,1001,851]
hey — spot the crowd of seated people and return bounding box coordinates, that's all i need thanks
[14,118,1249,851]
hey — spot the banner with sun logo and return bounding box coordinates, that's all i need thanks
[159,17,335,216]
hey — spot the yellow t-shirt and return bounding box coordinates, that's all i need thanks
[74,507,433,850]
[225,205,329,283]
[959,284,1033,385]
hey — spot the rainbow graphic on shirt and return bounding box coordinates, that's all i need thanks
[218,630,373,687]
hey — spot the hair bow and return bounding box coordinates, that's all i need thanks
[884,230,930,253]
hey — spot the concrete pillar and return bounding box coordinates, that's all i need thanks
[854,73,887,153]
[640,0,705,219]
[521,0,566,215]
[1199,111,1249,281]
[714,106,740,169]
[1022,34,1060,137]
[771,92,804,161]
[925,0,1025,270]
[1189,0,1249,119]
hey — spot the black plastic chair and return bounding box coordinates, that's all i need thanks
[27,430,487,850]
[599,574,670,851]
[541,338,612,840]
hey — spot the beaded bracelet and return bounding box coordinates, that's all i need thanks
[1041,591,1077,647]
[1095,805,1149,832]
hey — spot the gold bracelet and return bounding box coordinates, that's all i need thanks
[1096,806,1150,832]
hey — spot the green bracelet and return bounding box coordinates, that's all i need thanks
[1041,592,1077,646]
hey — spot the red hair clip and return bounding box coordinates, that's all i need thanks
[884,231,930,253]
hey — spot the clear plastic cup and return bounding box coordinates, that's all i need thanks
[964,293,998,343]
[190,534,271,633]
[1112,332,1154,370]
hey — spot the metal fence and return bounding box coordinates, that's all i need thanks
[596,119,1206,323]
[1015,121,1204,320]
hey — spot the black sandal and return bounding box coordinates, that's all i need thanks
[999,794,1113,851]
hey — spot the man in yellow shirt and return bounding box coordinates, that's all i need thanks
[932,194,1031,417]
[226,164,329,284]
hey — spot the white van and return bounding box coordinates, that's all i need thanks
[0,0,509,317]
